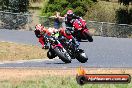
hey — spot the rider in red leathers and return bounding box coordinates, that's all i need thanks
[34,24,49,49]
[34,24,79,49]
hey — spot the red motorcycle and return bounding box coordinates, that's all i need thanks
[46,33,71,63]
[72,18,93,42]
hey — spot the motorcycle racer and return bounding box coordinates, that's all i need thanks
[34,23,79,49]
[34,24,45,49]
[64,10,93,42]
[64,10,82,28]
[34,24,49,49]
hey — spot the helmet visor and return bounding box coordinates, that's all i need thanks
[67,14,73,17]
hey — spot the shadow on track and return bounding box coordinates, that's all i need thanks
[79,40,89,42]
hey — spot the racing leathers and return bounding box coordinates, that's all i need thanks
[34,29,48,49]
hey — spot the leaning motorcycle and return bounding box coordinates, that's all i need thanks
[72,18,93,42]
[59,30,88,63]
[46,33,71,63]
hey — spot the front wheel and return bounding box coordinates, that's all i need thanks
[75,49,88,63]
[54,47,71,63]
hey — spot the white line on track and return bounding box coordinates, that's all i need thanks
[0,58,57,65]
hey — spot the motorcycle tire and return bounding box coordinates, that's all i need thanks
[84,32,93,42]
[54,47,71,63]
[76,49,88,63]
[47,49,56,59]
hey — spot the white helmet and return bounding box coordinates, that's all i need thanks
[35,24,44,31]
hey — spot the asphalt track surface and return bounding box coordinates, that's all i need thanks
[0,29,132,68]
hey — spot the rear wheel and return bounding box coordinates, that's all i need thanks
[75,49,88,63]
[84,31,93,42]
[54,47,71,63]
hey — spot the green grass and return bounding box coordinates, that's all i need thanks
[85,1,132,23]
[0,76,131,88]
[85,1,120,22]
